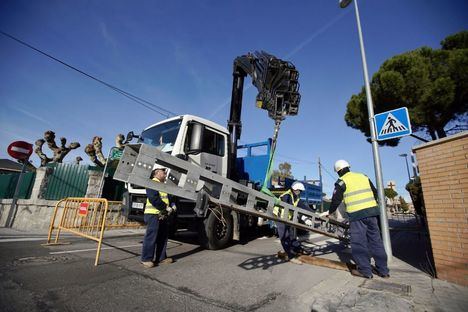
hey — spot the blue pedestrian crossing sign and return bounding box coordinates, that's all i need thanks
[374,107,412,141]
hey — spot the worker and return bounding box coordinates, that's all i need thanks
[323,160,389,279]
[274,181,313,264]
[141,165,177,268]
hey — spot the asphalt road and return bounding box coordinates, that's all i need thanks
[0,228,345,312]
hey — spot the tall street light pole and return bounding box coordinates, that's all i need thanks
[339,0,392,261]
[399,153,411,181]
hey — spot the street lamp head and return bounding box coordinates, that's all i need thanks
[339,0,352,9]
[399,153,408,157]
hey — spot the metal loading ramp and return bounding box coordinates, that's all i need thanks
[114,143,349,242]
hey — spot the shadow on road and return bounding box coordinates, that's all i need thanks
[302,240,353,264]
[238,254,286,270]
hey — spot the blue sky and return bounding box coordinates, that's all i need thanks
[1,0,467,199]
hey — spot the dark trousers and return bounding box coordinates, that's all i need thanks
[350,216,389,277]
[141,214,168,262]
[276,222,301,258]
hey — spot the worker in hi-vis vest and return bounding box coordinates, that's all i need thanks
[141,165,177,268]
[324,160,389,279]
[273,181,313,264]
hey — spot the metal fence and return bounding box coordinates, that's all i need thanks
[43,163,91,200]
[388,212,425,232]
[0,171,35,199]
[46,198,142,266]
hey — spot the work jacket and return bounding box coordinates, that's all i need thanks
[273,189,300,219]
[340,172,378,213]
[145,178,169,215]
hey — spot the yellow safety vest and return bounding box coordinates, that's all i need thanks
[273,189,299,219]
[340,172,377,213]
[145,178,169,215]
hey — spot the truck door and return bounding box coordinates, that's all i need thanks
[184,124,225,175]
[199,127,225,175]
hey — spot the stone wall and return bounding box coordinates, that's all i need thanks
[413,131,467,286]
[1,167,103,231]
[0,198,60,231]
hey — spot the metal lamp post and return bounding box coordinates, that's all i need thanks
[339,0,393,260]
[399,153,411,181]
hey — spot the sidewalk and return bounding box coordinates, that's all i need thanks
[296,229,468,312]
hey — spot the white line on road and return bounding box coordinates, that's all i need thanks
[0,237,48,243]
[49,244,141,255]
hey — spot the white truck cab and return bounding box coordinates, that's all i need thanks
[125,115,229,220]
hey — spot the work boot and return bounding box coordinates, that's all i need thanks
[350,269,372,279]
[277,251,288,260]
[159,257,174,265]
[141,261,155,268]
[372,268,390,278]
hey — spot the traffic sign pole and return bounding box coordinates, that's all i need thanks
[7,160,28,228]
[6,140,33,228]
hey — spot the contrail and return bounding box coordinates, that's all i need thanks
[284,11,349,59]
[208,10,350,119]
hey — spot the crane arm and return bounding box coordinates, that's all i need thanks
[227,51,301,180]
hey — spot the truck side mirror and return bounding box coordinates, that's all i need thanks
[186,122,204,155]
[125,131,140,143]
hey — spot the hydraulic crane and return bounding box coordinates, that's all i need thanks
[227,51,300,180]
[114,51,349,249]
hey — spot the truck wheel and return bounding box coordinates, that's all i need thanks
[200,207,233,250]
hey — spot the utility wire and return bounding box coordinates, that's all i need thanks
[321,165,337,181]
[275,153,316,164]
[0,30,176,118]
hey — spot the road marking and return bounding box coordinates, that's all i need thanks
[0,237,48,243]
[49,244,141,255]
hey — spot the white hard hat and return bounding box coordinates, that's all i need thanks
[334,160,350,172]
[291,181,305,191]
[153,163,167,171]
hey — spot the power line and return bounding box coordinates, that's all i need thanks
[321,165,337,181]
[0,30,176,118]
[275,153,316,164]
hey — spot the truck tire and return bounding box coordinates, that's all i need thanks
[200,207,233,250]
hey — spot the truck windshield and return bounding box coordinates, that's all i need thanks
[138,119,182,153]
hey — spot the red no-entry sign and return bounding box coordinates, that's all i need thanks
[78,202,89,216]
[7,141,33,160]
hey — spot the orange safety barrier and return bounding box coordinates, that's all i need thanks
[46,197,142,266]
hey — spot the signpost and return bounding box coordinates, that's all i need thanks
[7,141,33,160]
[375,107,412,141]
[6,141,33,228]
[110,148,123,160]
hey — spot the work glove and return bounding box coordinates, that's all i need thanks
[166,204,177,216]
[300,215,313,226]
[319,212,329,218]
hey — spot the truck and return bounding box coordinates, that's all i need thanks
[118,51,347,249]
[122,116,274,248]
